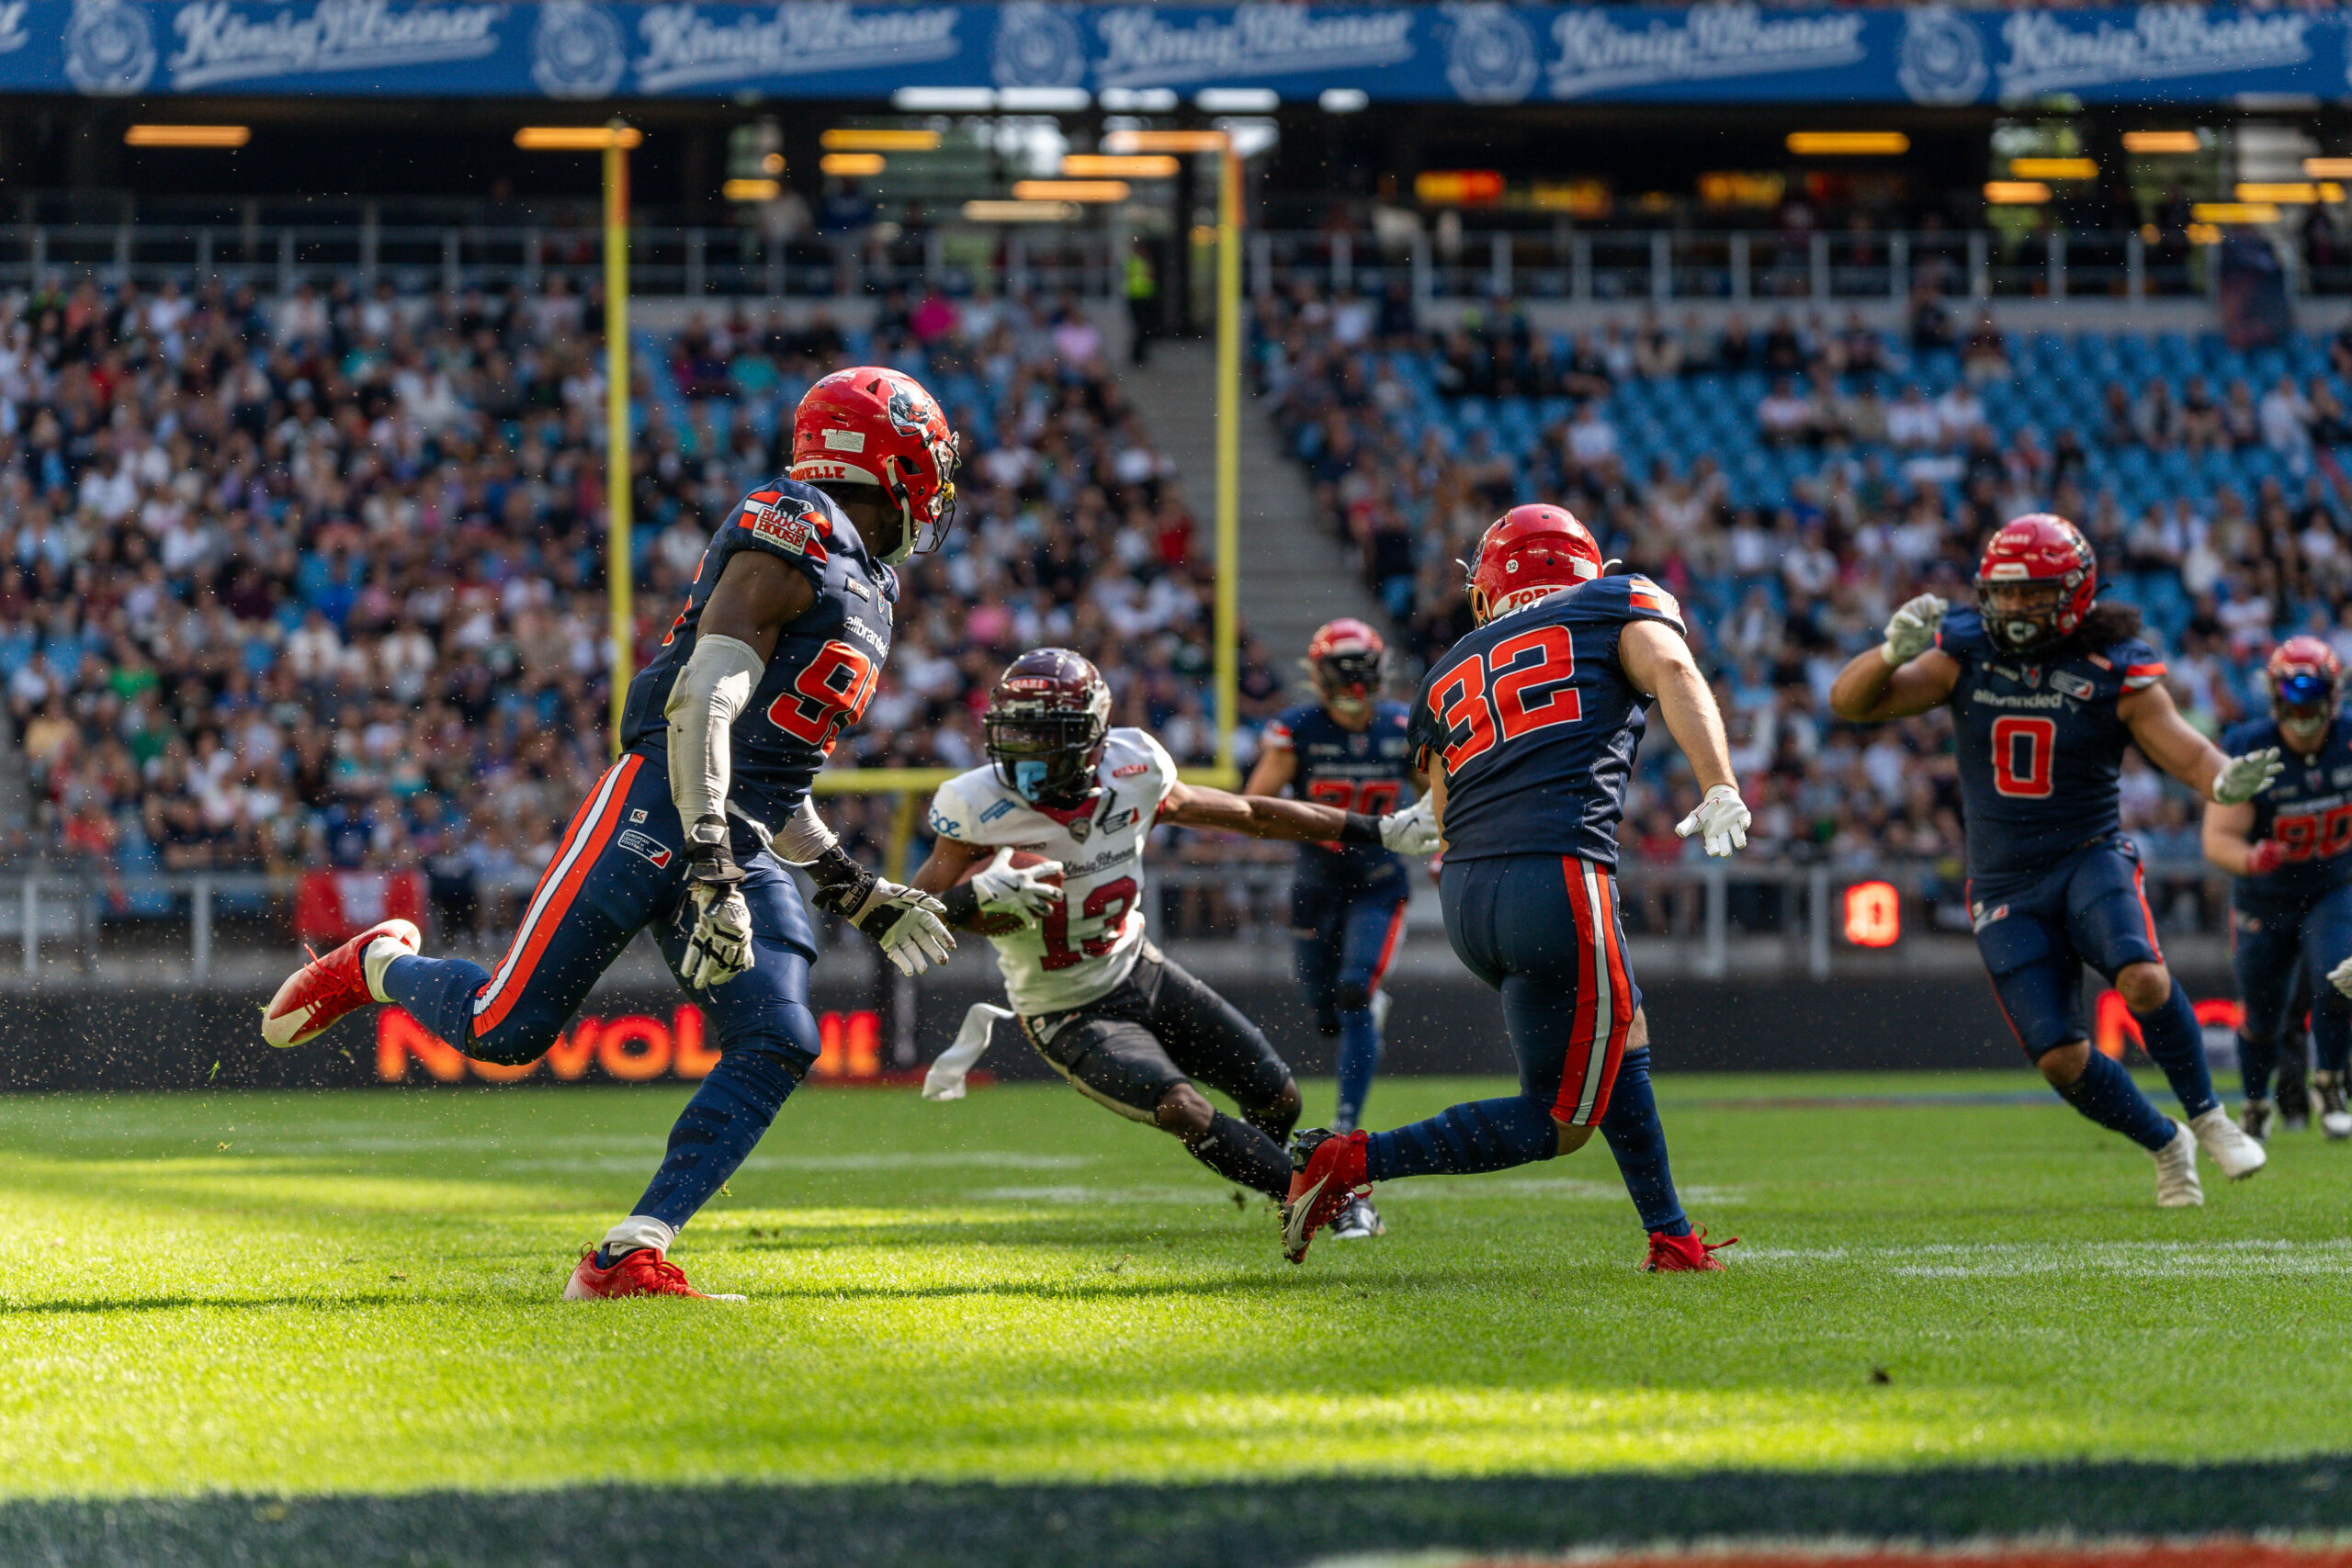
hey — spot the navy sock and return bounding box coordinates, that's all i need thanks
[1332,1007,1380,1134]
[379,953,492,1052]
[2056,1047,2177,1152]
[2238,1031,2278,1103]
[1364,1096,1556,1181]
[1597,1048,1690,1238]
[626,1048,801,1235]
[1184,1111,1291,1200]
[2132,980,2218,1121]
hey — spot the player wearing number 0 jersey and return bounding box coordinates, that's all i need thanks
[2205,637,2352,1142]
[263,367,967,1300]
[1831,513,2278,1208]
[910,649,1441,1208]
[1281,504,1748,1271]
[1245,618,1425,1242]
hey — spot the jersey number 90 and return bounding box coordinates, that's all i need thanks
[768,640,878,756]
[1428,626,1582,772]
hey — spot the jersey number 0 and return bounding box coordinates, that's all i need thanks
[1428,625,1582,772]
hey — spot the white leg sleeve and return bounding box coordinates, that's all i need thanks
[663,634,764,828]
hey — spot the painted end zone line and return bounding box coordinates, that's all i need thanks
[1313,1543,2352,1568]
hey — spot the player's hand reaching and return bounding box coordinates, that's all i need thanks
[810,857,956,976]
[1675,784,1751,857]
[2245,839,2286,877]
[2211,748,2284,806]
[680,815,756,991]
[970,847,1065,922]
[1378,796,1442,856]
[2330,953,2352,1001]
[1880,593,1947,667]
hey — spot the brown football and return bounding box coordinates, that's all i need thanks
[956,851,1060,937]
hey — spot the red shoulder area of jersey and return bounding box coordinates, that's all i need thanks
[2121,660,2166,691]
[1262,720,1293,750]
[738,491,831,563]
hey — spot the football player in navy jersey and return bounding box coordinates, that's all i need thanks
[1831,513,2279,1207]
[1283,505,1748,1270]
[1243,617,1425,1241]
[2209,637,2352,1141]
[263,367,965,1299]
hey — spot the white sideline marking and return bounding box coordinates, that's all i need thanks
[1739,1237,2352,1279]
[974,1185,1227,1205]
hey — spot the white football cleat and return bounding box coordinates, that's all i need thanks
[2312,1072,2352,1141]
[2189,1104,2267,1180]
[2154,1122,2204,1208]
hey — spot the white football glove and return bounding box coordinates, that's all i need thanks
[1675,784,1752,858]
[2329,954,2352,1002]
[1379,795,1442,856]
[1881,592,1947,667]
[681,883,755,991]
[968,847,1065,923]
[2211,748,2284,806]
[811,864,956,976]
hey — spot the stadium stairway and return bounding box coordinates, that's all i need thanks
[1122,340,1385,670]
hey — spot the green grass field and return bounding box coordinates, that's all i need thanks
[0,1072,2348,1565]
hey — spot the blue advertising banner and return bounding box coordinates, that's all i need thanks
[0,2,2346,107]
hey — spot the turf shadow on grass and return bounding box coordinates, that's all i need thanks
[14,1460,2352,1568]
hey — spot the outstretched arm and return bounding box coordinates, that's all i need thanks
[2120,681,2281,805]
[1618,619,1736,792]
[2200,798,2275,877]
[1826,592,1961,722]
[1159,780,1438,852]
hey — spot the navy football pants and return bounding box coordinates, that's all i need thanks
[2233,885,2352,1077]
[384,752,824,1076]
[1290,871,1409,1024]
[1969,839,2165,1058]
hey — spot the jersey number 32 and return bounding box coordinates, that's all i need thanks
[1427,626,1582,772]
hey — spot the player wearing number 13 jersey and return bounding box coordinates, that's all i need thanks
[1282,504,1749,1270]
[1832,513,2278,1207]
[263,367,966,1300]
[910,649,1441,1209]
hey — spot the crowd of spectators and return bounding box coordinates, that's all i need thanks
[1260,283,2352,931]
[0,272,1273,944]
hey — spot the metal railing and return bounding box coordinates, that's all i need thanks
[0,858,2233,987]
[0,217,2313,306]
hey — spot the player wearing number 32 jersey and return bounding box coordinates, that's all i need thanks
[263,367,967,1300]
[1832,513,2277,1207]
[910,649,1441,1208]
[1282,504,1749,1271]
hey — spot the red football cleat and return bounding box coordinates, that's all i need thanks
[564,1247,744,1302]
[261,919,420,1048]
[1281,1128,1369,1264]
[1644,1227,1738,1273]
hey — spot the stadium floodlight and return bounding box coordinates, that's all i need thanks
[2010,157,2097,180]
[1984,181,2052,205]
[892,86,994,111]
[518,118,639,752]
[999,86,1091,112]
[2238,182,2337,204]
[2124,130,2203,154]
[1010,179,1131,203]
[1102,129,1230,154]
[1319,88,1370,114]
[1099,87,1179,112]
[514,125,643,151]
[820,129,941,152]
[2193,201,2281,224]
[1060,154,1181,179]
[2305,158,2352,179]
[960,199,1080,223]
[1196,87,1279,113]
[819,152,887,177]
[722,179,781,202]
[1785,131,1908,155]
[124,124,250,148]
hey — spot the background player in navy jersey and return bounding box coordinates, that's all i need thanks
[1831,513,2278,1207]
[1283,505,1747,1271]
[2208,637,2352,1142]
[1243,617,1426,1240]
[261,367,963,1299]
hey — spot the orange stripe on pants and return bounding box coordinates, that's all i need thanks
[473,756,640,1036]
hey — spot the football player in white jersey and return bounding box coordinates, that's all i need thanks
[910,649,1441,1202]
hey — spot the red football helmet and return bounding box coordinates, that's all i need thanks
[983,648,1113,805]
[1464,504,1604,626]
[2267,635,2345,746]
[1976,513,2097,655]
[789,367,959,565]
[1306,617,1385,717]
